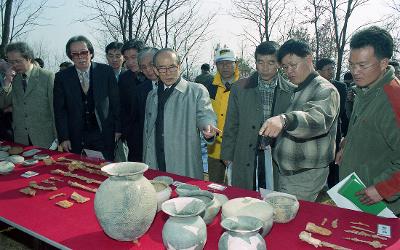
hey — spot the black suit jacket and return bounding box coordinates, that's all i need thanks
[118,70,146,160]
[53,62,120,155]
[129,78,154,161]
[331,80,349,145]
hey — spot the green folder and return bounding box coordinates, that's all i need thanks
[338,174,387,215]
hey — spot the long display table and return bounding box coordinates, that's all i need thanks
[0,143,399,249]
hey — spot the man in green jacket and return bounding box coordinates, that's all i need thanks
[337,26,400,215]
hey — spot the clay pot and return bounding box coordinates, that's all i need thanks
[219,216,266,250]
[162,197,207,250]
[263,192,299,223]
[150,180,172,211]
[179,190,221,225]
[222,197,274,237]
[94,162,157,241]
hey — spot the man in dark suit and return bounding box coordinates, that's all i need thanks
[53,35,120,160]
[316,58,349,187]
[127,47,159,161]
[118,39,145,160]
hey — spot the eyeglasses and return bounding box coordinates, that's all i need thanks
[7,59,26,65]
[156,65,178,74]
[71,50,90,58]
[348,62,379,71]
[281,63,299,71]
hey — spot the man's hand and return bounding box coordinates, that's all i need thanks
[335,138,346,165]
[356,185,383,205]
[202,124,222,139]
[115,132,122,142]
[223,160,232,166]
[60,140,72,152]
[3,68,15,88]
[259,115,283,138]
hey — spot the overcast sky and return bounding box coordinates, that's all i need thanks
[26,0,395,72]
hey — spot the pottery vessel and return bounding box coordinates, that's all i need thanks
[175,183,200,196]
[162,197,207,250]
[263,192,299,223]
[219,216,266,250]
[222,197,274,236]
[179,189,221,225]
[150,180,172,211]
[94,162,157,241]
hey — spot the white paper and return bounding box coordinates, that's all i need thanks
[83,149,105,160]
[327,172,397,218]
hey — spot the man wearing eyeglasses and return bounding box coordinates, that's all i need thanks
[0,42,56,148]
[203,47,240,184]
[105,41,124,80]
[336,26,400,215]
[143,48,220,179]
[259,39,340,202]
[53,35,120,160]
[127,47,159,162]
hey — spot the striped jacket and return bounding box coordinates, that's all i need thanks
[273,72,340,171]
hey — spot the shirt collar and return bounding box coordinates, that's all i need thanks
[23,63,34,79]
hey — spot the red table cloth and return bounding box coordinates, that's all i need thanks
[0,143,399,250]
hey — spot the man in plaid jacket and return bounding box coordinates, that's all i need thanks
[259,39,340,201]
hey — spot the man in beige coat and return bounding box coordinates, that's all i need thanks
[0,42,56,148]
[143,48,219,179]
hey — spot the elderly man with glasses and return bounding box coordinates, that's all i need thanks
[0,42,56,148]
[53,35,120,160]
[336,26,400,215]
[143,48,219,179]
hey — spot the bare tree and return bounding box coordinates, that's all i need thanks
[0,0,49,58]
[328,0,371,80]
[231,0,292,45]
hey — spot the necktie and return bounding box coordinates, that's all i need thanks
[80,71,89,94]
[22,73,27,92]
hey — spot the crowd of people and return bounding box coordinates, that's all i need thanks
[0,25,399,215]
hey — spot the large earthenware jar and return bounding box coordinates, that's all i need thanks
[94,162,157,241]
[219,216,266,250]
[162,197,207,250]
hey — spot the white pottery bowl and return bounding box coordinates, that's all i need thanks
[263,192,299,223]
[0,161,15,175]
[222,197,274,236]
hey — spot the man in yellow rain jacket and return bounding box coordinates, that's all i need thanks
[204,47,240,184]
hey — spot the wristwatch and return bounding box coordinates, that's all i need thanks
[280,114,288,130]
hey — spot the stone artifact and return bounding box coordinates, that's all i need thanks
[299,231,350,250]
[219,216,266,250]
[162,197,207,250]
[264,192,299,223]
[56,200,74,208]
[71,191,90,203]
[68,181,97,193]
[305,222,332,236]
[49,193,66,200]
[344,237,387,248]
[19,187,36,196]
[222,197,274,236]
[94,162,157,241]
